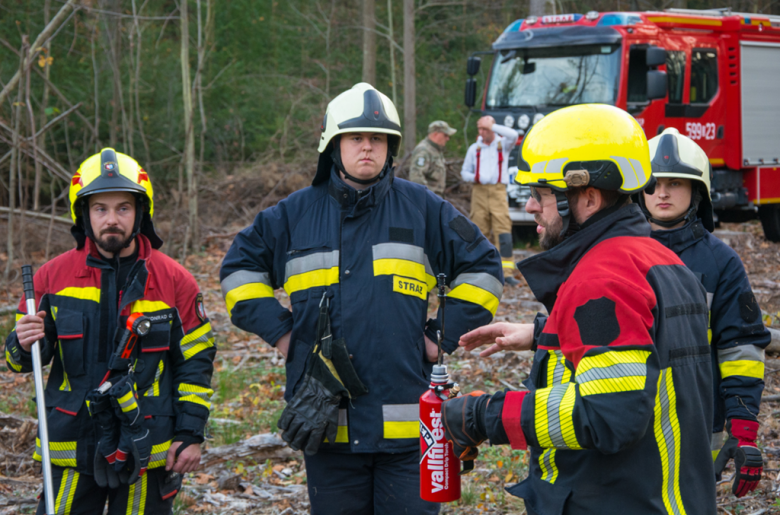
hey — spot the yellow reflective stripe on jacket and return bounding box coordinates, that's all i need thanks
[546,350,572,385]
[131,300,171,313]
[144,360,165,397]
[718,344,765,379]
[149,440,172,469]
[502,260,516,270]
[34,438,77,468]
[372,243,436,290]
[5,349,22,372]
[180,322,215,360]
[448,272,503,316]
[221,270,275,316]
[283,251,340,295]
[58,343,71,392]
[54,468,79,515]
[126,471,147,515]
[575,349,651,397]
[55,287,100,303]
[178,383,214,409]
[653,368,687,515]
[539,448,559,484]
[382,404,419,439]
[324,409,349,443]
[533,383,582,450]
[117,390,138,413]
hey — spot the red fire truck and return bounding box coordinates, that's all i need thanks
[465,8,780,240]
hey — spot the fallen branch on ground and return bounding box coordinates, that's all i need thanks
[200,433,296,470]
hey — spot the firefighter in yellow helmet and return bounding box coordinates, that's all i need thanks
[6,149,215,514]
[442,105,717,514]
[221,83,503,514]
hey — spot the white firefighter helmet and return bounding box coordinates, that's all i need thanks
[314,83,402,185]
[643,127,714,231]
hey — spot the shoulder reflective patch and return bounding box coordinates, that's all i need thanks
[195,293,207,323]
[417,156,426,166]
[393,275,427,300]
[55,287,100,303]
[574,297,619,346]
[738,292,761,323]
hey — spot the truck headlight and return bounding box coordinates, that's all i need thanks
[518,114,530,129]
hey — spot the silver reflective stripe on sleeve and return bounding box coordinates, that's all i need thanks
[717,344,765,365]
[450,272,504,300]
[220,270,272,297]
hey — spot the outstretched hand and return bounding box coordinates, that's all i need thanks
[459,322,534,357]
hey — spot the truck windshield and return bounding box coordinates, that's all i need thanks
[486,44,621,108]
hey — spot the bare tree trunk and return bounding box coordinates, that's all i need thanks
[45,178,57,261]
[35,0,52,212]
[529,0,546,17]
[362,0,376,85]
[25,48,42,218]
[91,25,101,153]
[131,0,151,166]
[5,38,27,280]
[403,0,415,156]
[181,0,198,252]
[387,0,397,106]
[195,0,213,189]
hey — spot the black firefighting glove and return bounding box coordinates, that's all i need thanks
[714,419,763,497]
[277,336,368,455]
[109,375,152,485]
[442,391,488,463]
[278,296,367,455]
[86,389,121,489]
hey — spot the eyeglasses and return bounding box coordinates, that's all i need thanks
[529,186,541,202]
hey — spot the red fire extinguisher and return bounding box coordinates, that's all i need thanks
[420,274,460,502]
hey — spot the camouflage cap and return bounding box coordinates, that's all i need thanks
[428,120,457,136]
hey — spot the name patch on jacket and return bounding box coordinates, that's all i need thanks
[393,275,427,300]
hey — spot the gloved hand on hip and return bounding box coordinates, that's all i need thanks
[86,389,121,489]
[109,375,152,485]
[714,419,763,497]
[442,391,489,461]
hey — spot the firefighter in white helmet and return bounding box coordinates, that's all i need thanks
[220,83,503,514]
[641,128,768,498]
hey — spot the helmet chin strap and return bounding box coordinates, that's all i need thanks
[331,144,392,186]
[555,191,572,237]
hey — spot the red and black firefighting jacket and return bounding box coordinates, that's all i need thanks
[490,205,716,515]
[651,219,769,446]
[4,234,215,475]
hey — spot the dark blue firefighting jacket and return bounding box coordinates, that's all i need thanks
[220,167,503,454]
[651,219,769,439]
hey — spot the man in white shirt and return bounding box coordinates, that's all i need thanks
[461,115,519,281]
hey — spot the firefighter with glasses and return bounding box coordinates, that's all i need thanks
[5,149,216,515]
[220,83,503,514]
[442,105,717,514]
[640,128,768,498]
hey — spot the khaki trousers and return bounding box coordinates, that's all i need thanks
[470,183,512,247]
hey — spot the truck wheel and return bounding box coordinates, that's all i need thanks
[758,205,780,242]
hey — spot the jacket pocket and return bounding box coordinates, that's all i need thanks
[141,313,174,353]
[54,309,86,377]
[136,318,172,391]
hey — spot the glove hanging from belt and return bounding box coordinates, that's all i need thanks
[109,374,152,485]
[714,419,763,497]
[86,389,122,489]
[277,293,368,455]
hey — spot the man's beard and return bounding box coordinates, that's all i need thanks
[538,214,565,251]
[95,230,132,255]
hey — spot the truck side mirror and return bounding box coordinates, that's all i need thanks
[465,78,477,107]
[646,46,666,67]
[647,70,667,100]
[467,57,481,76]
